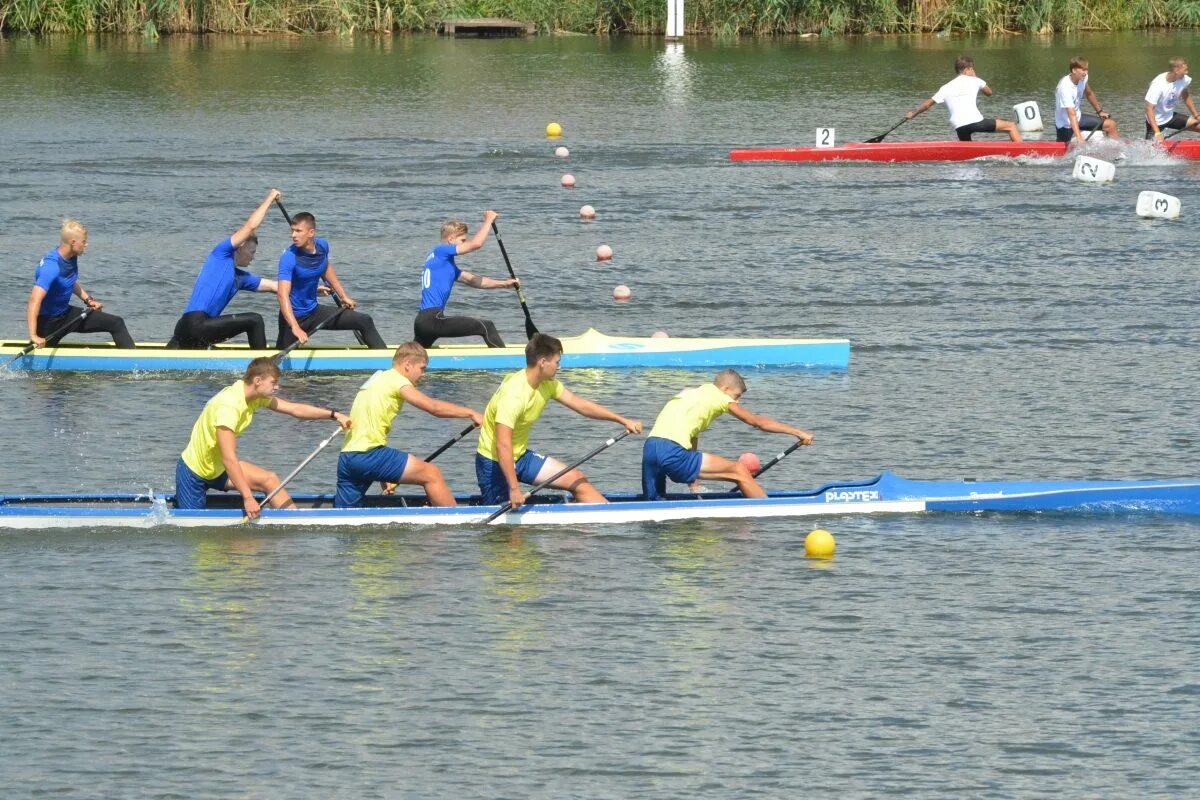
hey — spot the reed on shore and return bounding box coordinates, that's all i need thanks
[2,0,1199,35]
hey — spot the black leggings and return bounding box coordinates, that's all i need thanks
[167,310,267,349]
[38,306,134,348]
[276,304,386,349]
[414,308,505,348]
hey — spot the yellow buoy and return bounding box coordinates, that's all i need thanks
[546,122,563,137]
[805,528,835,558]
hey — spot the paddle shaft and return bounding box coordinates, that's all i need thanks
[273,198,367,347]
[753,439,804,478]
[483,430,631,524]
[490,221,539,339]
[1,307,93,370]
[425,422,478,462]
[257,425,343,509]
[864,116,910,144]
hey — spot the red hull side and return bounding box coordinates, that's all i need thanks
[729,140,1200,162]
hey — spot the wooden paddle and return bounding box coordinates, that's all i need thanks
[490,221,539,339]
[249,425,345,518]
[864,116,910,144]
[0,307,93,370]
[482,429,631,524]
[274,198,367,347]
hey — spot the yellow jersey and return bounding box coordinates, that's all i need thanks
[477,369,563,461]
[342,369,413,453]
[647,383,735,449]
[180,380,272,479]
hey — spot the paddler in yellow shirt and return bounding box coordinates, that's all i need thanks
[475,333,642,507]
[641,369,813,500]
[175,356,351,518]
[335,342,482,508]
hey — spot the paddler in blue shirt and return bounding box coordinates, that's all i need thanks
[641,369,813,500]
[276,212,387,350]
[335,342,483,508]
[167,189,284,350]
[26,219,135,349]
[414,210,520,348]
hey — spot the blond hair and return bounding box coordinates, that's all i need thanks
[440,220,468,241]
[243,356,282,382]
[714,369,747,393]
[392,341,429,366]
[60,219,87,244]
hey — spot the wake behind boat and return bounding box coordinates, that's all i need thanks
[730,139,1200,163]
[0,328,850,373]
[3,471,1199,529]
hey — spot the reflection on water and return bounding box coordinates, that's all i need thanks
[479,530,555,653]
[180,535,268,671]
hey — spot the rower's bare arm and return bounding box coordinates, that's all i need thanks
[556,389,643,434]
[1146,102,1161,135]
[217,427,257,515]
[496,424,525,506]
[458,271,517,290]
[324,264,356,308]
[232,189,281,248]
[980,85,993,97]
[276,279,307,342]
[267,396,352,427]
[72,283,101,309]
[255,278,278,294]
[728,403,813,443]
[1084,85,1102,113]
[26,286,47,346]
[456,210,499,255]
[906,99,935,119]
[399,385,483,425]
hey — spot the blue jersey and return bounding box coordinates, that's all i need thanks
[278,237,330,318]
[33,248,78,318]
[183,238,263,317]
[419,243,462,311]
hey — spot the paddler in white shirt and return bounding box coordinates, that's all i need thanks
[905,56,1022,142]
[1055,56,1117,143]
[1144,57,1200,140]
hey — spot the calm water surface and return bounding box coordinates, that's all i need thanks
[1,31,1199,798]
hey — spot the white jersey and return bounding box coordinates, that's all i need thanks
[1054,74,1088,129]
[1145,72,1192,125]
[932,74,987,130]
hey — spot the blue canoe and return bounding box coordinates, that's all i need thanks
[2,471,1198,529]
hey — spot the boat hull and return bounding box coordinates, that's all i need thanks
[0,328,850,373]
[729,139,1200,163]
[3,472,1198,529]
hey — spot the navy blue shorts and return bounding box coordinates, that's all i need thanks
[174,458,229,509]
[336,447,411,508]
[641,436,703,500]
[475,451,548,505]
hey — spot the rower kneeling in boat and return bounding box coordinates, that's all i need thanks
[906,56,1022,143]
[642,369,813,500]
[414,210,519,349]
[168,189,284,350]
[476,333,642,507]
[1054,56,1117,143]
[336,342,483,508]
[26,219,135,350]
[276,212,386,350]
[1144,57,1200,140]
[175,356,351,519]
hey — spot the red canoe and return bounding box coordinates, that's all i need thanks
[729,139,1200,163]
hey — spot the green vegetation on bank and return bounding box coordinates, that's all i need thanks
[2,0,1200,35]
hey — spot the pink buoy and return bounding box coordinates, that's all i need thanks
[738,452,761,473]
[651,330,669,338]
[561,174,576,188]
[580,204,596,220]
[596,244,613,261]
[555,146,570,158]
[612,284,632,301]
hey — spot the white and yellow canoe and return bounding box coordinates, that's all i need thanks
[0,328,850,373]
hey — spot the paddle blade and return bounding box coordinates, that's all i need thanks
[524,316,539,339]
